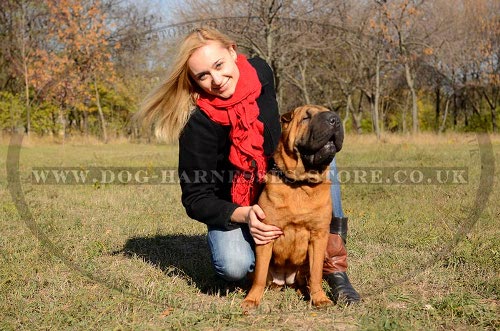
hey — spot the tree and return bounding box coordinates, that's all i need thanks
[35,0,117,140]
[378,0,431,135]
[0,0,48,135]
[1,0,497,137]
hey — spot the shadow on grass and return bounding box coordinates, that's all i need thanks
[118,234,249,296]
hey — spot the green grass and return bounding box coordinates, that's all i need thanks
[0,134,498,330]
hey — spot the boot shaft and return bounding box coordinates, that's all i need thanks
[323,233,347,274]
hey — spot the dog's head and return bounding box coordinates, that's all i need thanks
[274,105,343,182]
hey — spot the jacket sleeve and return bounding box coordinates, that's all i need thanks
[178,110,240,229]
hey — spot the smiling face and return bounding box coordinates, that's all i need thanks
[187,41,240,99]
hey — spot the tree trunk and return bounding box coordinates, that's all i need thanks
[373,53,381,140]
[23,58,30,136]
[404,61,418,134]
[369,98,379,139]
[299,62,310,104]
[435,86,441,132]
[464,103,469,128]
[9,96,16,133]
[83,110,89,136]
[439,98,450,134]
[483,90,498,133]
[462,74,468,128]
[453,94,458,129]
[94,77,108,143]
[352,92,363,134]
[58,106,66,139]
[403,90,410,134]
[343,94,351,133]
[51,111,57,136]
[20,6,30,136]
[492,107,498,133]
[276,70,283,110]
[381,96,387,134]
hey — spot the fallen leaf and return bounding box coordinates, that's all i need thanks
[159,307,174,318]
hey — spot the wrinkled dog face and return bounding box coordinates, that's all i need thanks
[281,105,344,170]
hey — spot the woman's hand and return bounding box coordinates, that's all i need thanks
[246,205,283,245]
[247,204,283,245]
[231,205,282,245]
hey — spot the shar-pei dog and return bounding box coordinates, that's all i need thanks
[242,105,344,310]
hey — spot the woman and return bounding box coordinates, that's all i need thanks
[135,28,360,304]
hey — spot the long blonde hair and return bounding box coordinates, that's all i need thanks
[134,28,236,142]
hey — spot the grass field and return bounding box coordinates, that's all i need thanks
[1,133,498,330]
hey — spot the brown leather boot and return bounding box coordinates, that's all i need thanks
[323,217,361,305]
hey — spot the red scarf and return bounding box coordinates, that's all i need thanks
[197,54,266,206]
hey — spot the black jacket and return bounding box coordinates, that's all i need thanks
[178,57,281,230]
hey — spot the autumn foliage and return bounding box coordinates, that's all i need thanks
[0,0,498,139]
[1,0,153,139]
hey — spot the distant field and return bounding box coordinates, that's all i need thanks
[1,133,498,330]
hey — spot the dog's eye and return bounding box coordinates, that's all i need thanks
[301,116,311,123]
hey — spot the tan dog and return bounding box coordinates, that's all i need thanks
[242,105,344,310]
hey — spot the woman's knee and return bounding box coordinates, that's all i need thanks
[212,251,254,281]
[207,226,255,281]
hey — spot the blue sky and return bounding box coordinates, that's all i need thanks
[155,0,184,22]
[126,0,183,23]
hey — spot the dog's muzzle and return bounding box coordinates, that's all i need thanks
[298,111,344,169]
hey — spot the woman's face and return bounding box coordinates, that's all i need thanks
[188,41,239,99]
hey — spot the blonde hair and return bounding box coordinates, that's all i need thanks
[134,28,236,142]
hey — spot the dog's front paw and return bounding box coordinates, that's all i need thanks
[241,298,260,312]
[241,285,265,312]
[311,291,333,308]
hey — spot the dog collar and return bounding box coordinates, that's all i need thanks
[268,159,329,185]
[269,163,320,185]
[269,164,297,184]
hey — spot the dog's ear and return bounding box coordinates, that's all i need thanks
[280,111,294,123]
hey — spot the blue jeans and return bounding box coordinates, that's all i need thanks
[329,157,345,218]
[207,225,255,282]
[207,157,344,281]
